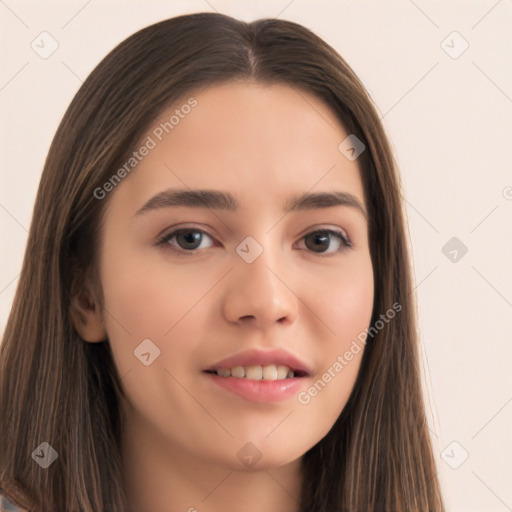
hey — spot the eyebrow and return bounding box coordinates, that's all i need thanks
[135,188,367,220]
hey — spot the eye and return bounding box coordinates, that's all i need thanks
[156,227,352,256]
[157,228,214,255]
[296,229,352,255]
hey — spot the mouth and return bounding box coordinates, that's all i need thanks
[202,348,311,402]
[203,364,308,380]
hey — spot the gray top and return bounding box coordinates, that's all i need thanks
[0,488,29,512]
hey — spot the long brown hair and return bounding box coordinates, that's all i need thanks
[0,12,444,511]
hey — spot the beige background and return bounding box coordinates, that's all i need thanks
[1,1,511,510]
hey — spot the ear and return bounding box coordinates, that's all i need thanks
[69,273,107,343]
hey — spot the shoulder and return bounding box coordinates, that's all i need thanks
[0,488,29,512]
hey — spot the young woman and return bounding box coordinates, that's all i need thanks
[0,12,445,512]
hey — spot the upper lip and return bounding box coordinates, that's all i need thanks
[204,348,312,376]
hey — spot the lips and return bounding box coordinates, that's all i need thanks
[203,348,312,377]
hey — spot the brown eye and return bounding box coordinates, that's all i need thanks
[156,226,351,257]
[301,229,351,254]
[174,230,203,250]
[157,228,215,255]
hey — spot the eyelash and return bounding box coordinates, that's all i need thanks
[156,226,352,257]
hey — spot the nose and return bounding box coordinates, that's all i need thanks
[221,239,299,330]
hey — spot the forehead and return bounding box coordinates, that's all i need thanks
[106,81,365,216]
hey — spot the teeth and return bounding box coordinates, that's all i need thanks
[276,365,289,379]
[214,364,296,380]
[231,366,245,378]
[262,364,277,380]
[245,365,262,379]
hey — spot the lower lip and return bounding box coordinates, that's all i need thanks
[204,372,305,403]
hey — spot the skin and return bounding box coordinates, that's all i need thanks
[72,81,374,512]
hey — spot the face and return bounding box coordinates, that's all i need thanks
[97,81,374,470]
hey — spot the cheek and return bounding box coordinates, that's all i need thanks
[98,242,221,384]
[100,245,212,340]
[301,254,373,418]
[307,252,374,343]
[333,261,374,341]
